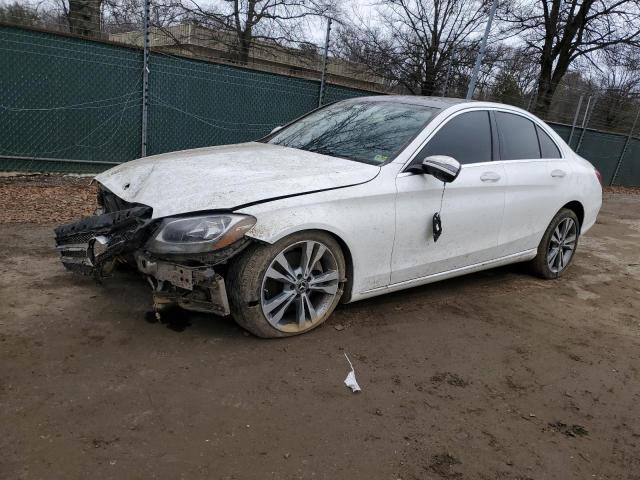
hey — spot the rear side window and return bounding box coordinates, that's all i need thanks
[536,125,562,158]
[418,111,493,165]
[495,112,540,160]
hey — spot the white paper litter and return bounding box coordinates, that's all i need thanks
[343,353,361,392]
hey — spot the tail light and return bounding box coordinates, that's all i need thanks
[595,169,604,188]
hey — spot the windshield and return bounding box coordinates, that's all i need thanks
[266,100,441,165]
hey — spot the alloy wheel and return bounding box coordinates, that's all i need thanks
[547,217,577,274]
[261,240,340,333]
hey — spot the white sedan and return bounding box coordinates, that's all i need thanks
[55,96,603,337]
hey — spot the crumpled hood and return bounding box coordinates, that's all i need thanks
[95,142,380,219]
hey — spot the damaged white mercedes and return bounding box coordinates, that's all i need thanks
[55,96,603,337]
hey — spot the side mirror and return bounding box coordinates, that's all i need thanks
[270,125,283,134]
[421,155,461,183]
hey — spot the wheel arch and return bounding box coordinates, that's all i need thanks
[247,225,356,303]
[323,231,355,304]
[561,201,585,230]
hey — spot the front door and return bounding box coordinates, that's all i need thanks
[391,110,506,284]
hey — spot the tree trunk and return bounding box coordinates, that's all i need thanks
[419,60,438,96]
[533,74,555,117]
[420,82,438,96]
[234,31,252,65]
[533,51,572,118]
[68,0,103,37]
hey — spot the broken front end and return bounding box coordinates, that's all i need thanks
[54,186,255,316]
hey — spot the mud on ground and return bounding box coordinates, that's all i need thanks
[1,175,639,479]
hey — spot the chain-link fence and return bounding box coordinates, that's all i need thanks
[500,87,640,186]
[0,23,375,173]
[0,25,142,172]
[1,21,639,185]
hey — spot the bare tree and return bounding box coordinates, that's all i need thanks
[591,45,640,129]
[0,0,76,34]
[502,0,640,116]
[102,0,182,33]
[0,2,41,26]
[478,44,539,104]
[169,0,336,64]
[102,0,144,32]
[335,0,489,96]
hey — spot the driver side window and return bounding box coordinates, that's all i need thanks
[415,110,493,165]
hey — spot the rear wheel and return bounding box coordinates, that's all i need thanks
[227,231,345,338]
[530,208,580,279]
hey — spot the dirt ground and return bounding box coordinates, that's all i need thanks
[1,175,640,480]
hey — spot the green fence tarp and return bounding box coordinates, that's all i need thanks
[1,25,639,185]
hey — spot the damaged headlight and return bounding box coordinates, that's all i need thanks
[147,214,256,254]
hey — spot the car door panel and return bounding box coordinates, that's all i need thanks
[391,109,505,284]
[499,159,557,252]
[496,112,572,254]
[392,164,506,283]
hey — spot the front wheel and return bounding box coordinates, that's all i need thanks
[227,231,346,338]
[530,208,580,279]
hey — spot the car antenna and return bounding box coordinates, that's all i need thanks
[433,182,446,242]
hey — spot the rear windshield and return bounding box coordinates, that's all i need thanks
[266,101,441,165]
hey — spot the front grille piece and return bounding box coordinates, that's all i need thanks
[55,206,153,278]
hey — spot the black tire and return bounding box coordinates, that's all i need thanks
[227,231,346,338]
[529,208,580,279]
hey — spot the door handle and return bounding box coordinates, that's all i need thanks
[551,169,566,178]
[480,171,501,182]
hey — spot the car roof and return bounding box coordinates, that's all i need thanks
[341,95,543,120]
[341,95,471,109]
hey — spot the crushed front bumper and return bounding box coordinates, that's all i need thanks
[55,205,153,278]
[55,195,238,317]
[136,253,230,316]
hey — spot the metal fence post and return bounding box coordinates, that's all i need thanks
[575,95,593,154]
[610,109,640,186]
[466,0,497,100]
[567,94,584,148]
[318,17,332,108]
[441,48,455,97]
[140,0,150,157]
[526,92,537,112]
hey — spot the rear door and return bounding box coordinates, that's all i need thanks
[494,111,570,253]
[391,110,506,283]
[537,123,574,210]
